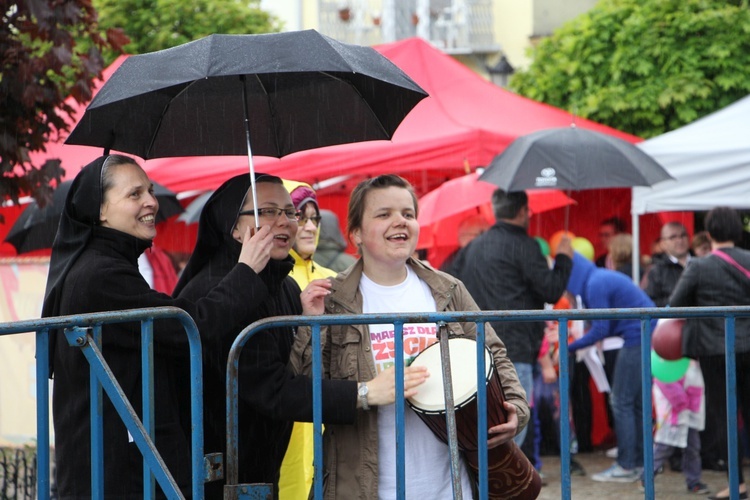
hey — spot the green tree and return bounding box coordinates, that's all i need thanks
[510,0,750,138]
[93,0,281,62]
[0,1,127,210]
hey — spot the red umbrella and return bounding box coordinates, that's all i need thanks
[417,172,575,226]
[416,172,575,266]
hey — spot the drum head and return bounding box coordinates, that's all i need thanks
[407,337,493,413]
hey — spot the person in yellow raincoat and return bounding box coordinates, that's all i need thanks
[278,180,336,499]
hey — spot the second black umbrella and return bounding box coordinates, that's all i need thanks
[479,126,673,191]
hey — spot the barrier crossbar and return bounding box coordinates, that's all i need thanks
[0,306,205,500]
[227,306,750,500]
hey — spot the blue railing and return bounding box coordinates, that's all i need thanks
[2,305,746,499]
[227,306,750,500]
[0,307,205,500]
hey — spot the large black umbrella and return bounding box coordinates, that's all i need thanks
[65,30,428,226]
[479,126,674,191]
[4,181,183,254]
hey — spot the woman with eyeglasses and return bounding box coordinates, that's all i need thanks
[173,173,428,499]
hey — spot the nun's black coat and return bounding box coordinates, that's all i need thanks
[42,157,260,499]
[173,174,356,499]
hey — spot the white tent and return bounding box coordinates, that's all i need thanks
[629,94,750,280]
[633,94,750,215]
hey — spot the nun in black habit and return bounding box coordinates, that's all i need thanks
[41,155,264,499]
[172,174,426,499]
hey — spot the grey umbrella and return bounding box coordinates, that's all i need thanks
[65,30,428,229]
[479,126,673,191]
[176,191,213,225]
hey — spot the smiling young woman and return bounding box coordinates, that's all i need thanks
[295,174,531,499]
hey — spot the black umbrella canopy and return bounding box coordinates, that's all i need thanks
[65,30,428,159]
[479,127,674,191]
[4,180,182,254]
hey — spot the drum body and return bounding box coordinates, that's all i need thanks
[407,338,541,500]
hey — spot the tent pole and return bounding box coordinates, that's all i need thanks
[631,209,640,285]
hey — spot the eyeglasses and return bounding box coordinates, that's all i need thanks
[238,207,299,222]
[298,215,322,227]
[663,233,688,241]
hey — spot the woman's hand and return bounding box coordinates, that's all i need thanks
[543,320,560,344]
[541,363,558,384]
[362,365,430,407]
[301,279,332,315]
[238,225,273,274]
[486,401,519,448]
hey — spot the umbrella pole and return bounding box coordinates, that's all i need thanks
[564,190,571,231]
[241,76,260,230]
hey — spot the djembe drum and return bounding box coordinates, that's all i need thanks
[407,338,541,500]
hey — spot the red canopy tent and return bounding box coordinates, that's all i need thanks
[1,38,687,259]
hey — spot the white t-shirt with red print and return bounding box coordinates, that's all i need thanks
[360,265,474,500]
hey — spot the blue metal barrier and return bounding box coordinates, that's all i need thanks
[227,305,750,500]
[0,306,205,500]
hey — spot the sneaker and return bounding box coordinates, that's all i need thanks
[570,459,586,476]
[606,446,618,458]
[538,471,548,487]
[687,482,710,495]
[591,463,640,483]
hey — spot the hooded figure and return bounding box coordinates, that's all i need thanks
[282,180,337,286]
[278,181,337,499]
[42,155,259,498]
[313,209,357,273]
[565,251,655,483]
[173,174,358,499]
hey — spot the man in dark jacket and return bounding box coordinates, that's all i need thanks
[644,222,692,307]
[456,189,573,446]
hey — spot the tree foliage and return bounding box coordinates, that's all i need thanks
[93,0,281,62]
[1,1,127,210]
[510,0,750,138]
[1,0,277,214]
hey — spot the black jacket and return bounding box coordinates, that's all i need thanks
[173,174,356,499]
[644,256,686,307]
[669,248,750,358]
[177,251,356,498]
[52,226,257,499]
[454,222,572,364]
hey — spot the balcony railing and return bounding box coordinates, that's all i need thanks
[318,0,498,53]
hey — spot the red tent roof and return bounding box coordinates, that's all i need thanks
[2,37,653,258]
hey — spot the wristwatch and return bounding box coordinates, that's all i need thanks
[358,382,370,411]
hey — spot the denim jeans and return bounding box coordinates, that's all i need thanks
[514,362,534,447]
[610,345,643,470]
[653,428,701,487]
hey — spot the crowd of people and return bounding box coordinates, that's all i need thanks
[41,154,750,499]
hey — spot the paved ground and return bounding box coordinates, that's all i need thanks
[536,450,737,499]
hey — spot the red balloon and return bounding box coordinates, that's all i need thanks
[652,319,685,361]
